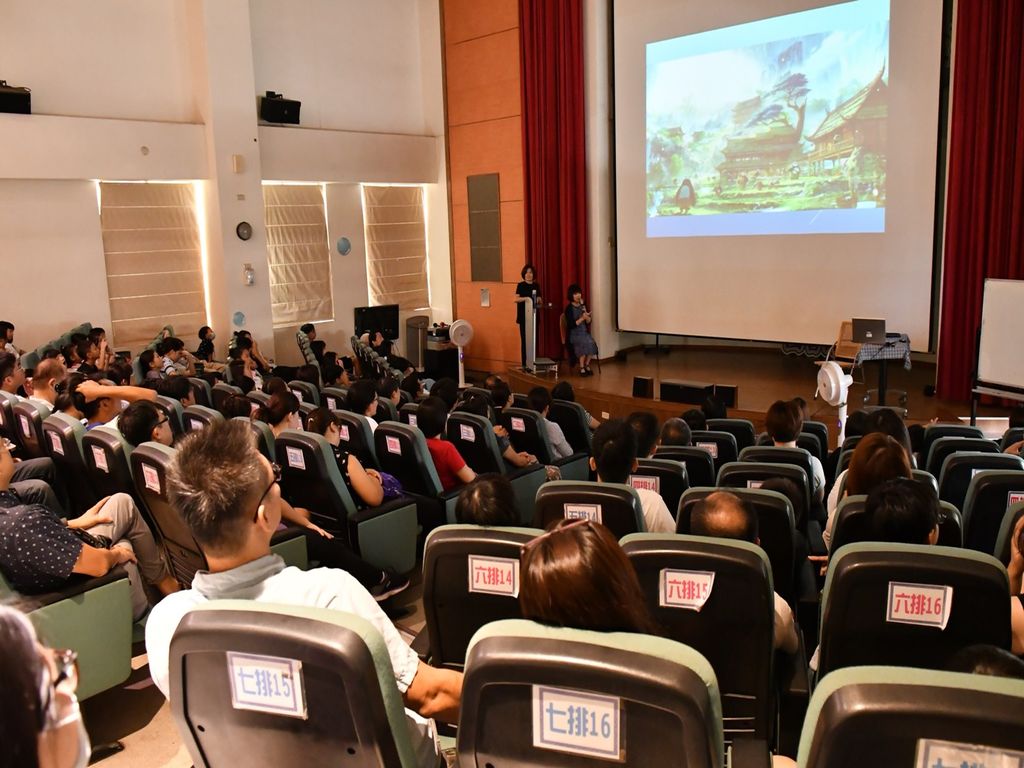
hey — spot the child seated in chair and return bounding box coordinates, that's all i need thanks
[417,396,476,492]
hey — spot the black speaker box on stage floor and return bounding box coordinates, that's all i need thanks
[713,383,738,408]
[660,380,714,405]
[0,81,31,114]
[259,91,301,124]
[632,376,654,399]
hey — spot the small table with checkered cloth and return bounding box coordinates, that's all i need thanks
[855,333,911,406]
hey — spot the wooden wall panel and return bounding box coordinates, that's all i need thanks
[445,29,521,127]
[443,0,519,45]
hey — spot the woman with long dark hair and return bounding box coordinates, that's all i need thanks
[514,264,541,368]
[564,283,598,376]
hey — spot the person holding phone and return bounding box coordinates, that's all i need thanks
[514,264,541,368]
[565,283,597,376]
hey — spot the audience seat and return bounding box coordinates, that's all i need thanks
[463,386,492,404]
[500,406,590,480]
[816,543,1011,677]
[677,487,798,606]
[621,533,778,745]
[938,451,1024,512]
[511,393,529,410]
[922,423,984,467]
[375,396,399,423]
[187,377,212,408]
[1000,426,1024,451]
[236,417,275,462]
[962,469,1024,554]
[399,402,419,427]
[1,568,132,701]
[533,481,644,538]
[288,380,320,407]
[332,411,380,470]
[829,494,963,551]
[717,461,811,521]
[170,601,423,768]
[707,418,756,452]
[246,390,270,410]
[994,500,1024,566]
[924,436,999,478]
[738,446,817,502]
[42,412,99,515]
[458,619,744,768]
[690,430,739,473]
[82,426,139,505]
[802,420,830,457]
[373,422,458,533]
[421,525,538,670]
[797,666,1024,768]
[653,446,717,488]
[633,457,689,518]
[276,429,418,574]
[548,398,594,454]
[153,395,185,436]
[0,391,20,448]
[320,386,349,412]
[445,412,546,524]
[12,399,50,459]
[911,468,938,493]
[211,383,242,413]
[183,405,224,433]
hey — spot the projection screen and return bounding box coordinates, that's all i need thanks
[613,0,945,349]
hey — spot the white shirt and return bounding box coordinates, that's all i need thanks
[27,395,54,412]
[4,342,17,356]
[365,415,379,433]
[146,554,437,766]
[773,592,799,654]
[635,487,676,533]
[823,469,848,550]
[543,417,573,459]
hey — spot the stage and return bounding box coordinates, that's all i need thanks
[504,346,1006,450]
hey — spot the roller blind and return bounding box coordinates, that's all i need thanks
[263,183,334,326]
[99,182,206,350]
[362,185,430,310]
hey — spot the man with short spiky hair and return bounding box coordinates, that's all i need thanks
[145,420,461,766]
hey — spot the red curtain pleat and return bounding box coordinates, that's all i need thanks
[937,0,1024,400]
[520,0,589,359]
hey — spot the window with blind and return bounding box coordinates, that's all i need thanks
[362,185,430,310]
[99,182,206,350]
[263,183,334,327]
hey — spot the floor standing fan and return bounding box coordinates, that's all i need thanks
[816,361,854,444]
[449,319,474,388]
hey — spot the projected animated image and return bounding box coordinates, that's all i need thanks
[646,0,889,237]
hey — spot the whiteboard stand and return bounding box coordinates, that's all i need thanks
[970,279,1024,425]
[970,386,1024,425]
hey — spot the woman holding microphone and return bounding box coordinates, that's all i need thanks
[565,283,597,376]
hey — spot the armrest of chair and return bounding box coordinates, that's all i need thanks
[348,495,419,525]
[776,631,810,758]
[269,527,309,571]
[554,451,590,481]
[506,462,547,525]
[806,520,827,557]
[506,462,546,482]
[13,567,129,610]
[410,626,431,662]
[348,496,419,575]
[728,738,771,768]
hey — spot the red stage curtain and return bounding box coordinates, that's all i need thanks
[937,0,1024,400]
[519,0,589,359]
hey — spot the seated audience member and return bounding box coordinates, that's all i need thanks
[760,476,810,561]
[195,326,216,362]
[323,363,350,389]
[866,408,914,462]
[866,477,939,546]
[401,370,424,401]
[232,330,271,375]
[346,379,380,431]
[300,322,317,342]
[71,377,157,431]
[765,399,825,501]
[26,357,65,409]
[0,320,22,356]
[825,433,913,549]
[61,341,82,372]
[120,400,174,448]
[1011,515,1024,654]
[378,377,401,408]
[0,439,177,619]
[73,337,102,375]
[0,350,26,397]
[158,337,195,377]
[296,363,321,389]
[419,396,476,492]
[484,373,502,389]
[519,518,659,634]
[221,394,255,419]
[429,378,460,412]
[139,348,163,381]
[257,392,302,438]
[681,408,707,432]
[455,474,519,526]
[323,351,339,370]
[370,330,414,375]
[227,359,256,395]
[262,375,289,397]
[306,407,388,508]
[907,422,927,460]
[228,341,265,389]
[1005,405,1024,456]
[106,358,134,387]
[527,386,573,460]
[702,395,728,421]
[489,380,513,416]
[627,410,660,458]
[946,644,1024,680]
[825,408,871,483]
[54,372,85,421]
[591,420,674,533]
[690,491,799,653]
[156,375,196,407]
[659,417,692,448]
[143,422,454,755]
[551,380,600,429]
[455,392,536,468]
[0,605,95,766]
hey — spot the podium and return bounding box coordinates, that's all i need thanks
[523,297,557,375]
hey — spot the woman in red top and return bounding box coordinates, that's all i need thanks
[416,396,476,491]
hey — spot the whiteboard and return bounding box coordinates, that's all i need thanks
[977,279,1024,391]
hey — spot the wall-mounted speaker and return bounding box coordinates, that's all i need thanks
[259,91,300,124]
[713,383,738,408]
[632,376,654,399]
[660,379,714,405]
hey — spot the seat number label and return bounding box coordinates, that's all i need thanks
[91,445,108,473]
[746,480,764,489]
[467,555,518,597]
[629,475,659,493]
[659,569,715,611]
[385,435,402,455]
[339,424,350,441]
[141,463,161,494]
[696,442,719,459]
[227,652,306,720]
[460,424,475,442]
[564,503,601,523]
[511,417,526,432]
[285,446,305,470]
[532,685,621,760]
[915,738,1024,768]
[1008,491,1024,510]
[49,431,63,455]
[886,582,952,629]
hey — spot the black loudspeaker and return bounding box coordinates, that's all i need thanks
[660,380,714,405]
[259,91,301,125]
[713,383,738,408]
[632,376,654,399]
[0,80,31,114]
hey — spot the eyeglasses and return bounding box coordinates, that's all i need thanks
[253,462,282,522]
[155,418,169,428]
[521,517,593,556]
[39,648,78,731]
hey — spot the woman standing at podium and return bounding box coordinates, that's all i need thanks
[514,263,541,368]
